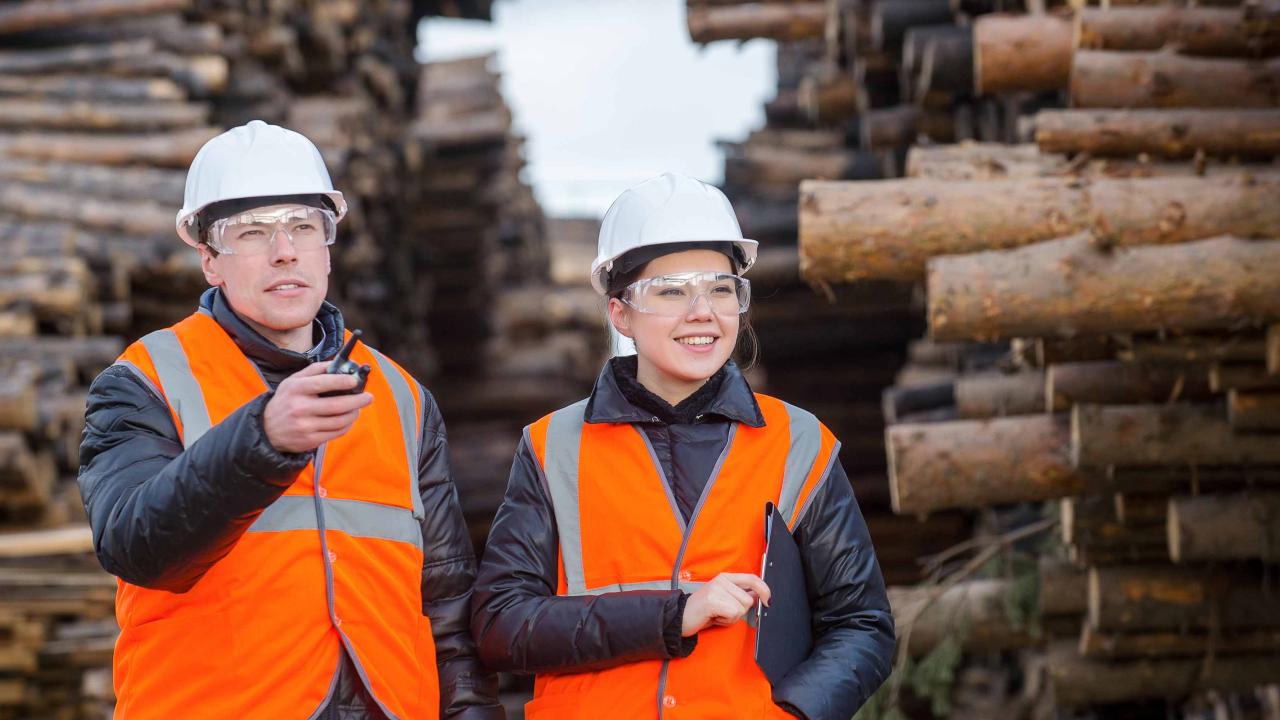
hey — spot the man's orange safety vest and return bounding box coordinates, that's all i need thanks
[111,309,437,719]
[523,393,840,719]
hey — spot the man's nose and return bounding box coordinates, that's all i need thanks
[269,227,299,265]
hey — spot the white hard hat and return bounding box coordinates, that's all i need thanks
[176,120,347,247]
[591,173,757,295]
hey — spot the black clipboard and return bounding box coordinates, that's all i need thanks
[753,501,812,685]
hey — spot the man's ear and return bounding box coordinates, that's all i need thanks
[198,244,223,288]
[607,297,634,339]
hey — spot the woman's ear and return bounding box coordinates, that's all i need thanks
[607,297,635,339]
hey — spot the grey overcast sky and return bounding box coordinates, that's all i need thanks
[417,0,778,218]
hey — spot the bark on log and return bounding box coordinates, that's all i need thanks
[870,0,953,55]
[906,25,973,98]
[687,3,827,43]
[1269,324,1280,374]
[1047,361,1213,410]
[0,99,209,131]
[973,13,1073,94]
[1040,558,1088,616]
[0,38,154,74]
[799,173,1280,283]
[0,184,172,236]
[0,74,185,102]
[797,66,858,126]
[1168,491,1280,562]
[1121,335,1269,365]
[1211,363,1280,392]
[882,382,955,424]
[1073,403,1280,468]
[1075,6,1280,58]
[1088,565,1280,632]
[927,235,1280,341]
[860,104,920,149]
[889,579,1041,657]
[0,128,219,167]
[888,413,1091,515]
[1036,109,1280,159]
[0,337,122,378]
[1229,390,1280,432]
[0,0,187,34]
[1070,51,1280,108]
[905,142,1248,180]
[0,363,37,432]
[0,158,185,204]
[1062,495,1165,547]
[1113,493,1167,525]
[1080,625,1280,660]
[954,371,1045,418]
[1108,465,1280,496]
[1050,642,1280,705]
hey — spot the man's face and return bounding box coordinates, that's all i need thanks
[198,203,331,336]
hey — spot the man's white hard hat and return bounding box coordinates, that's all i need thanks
[175,120,347,247]
[591,173,757,295]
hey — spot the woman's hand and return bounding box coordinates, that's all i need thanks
[681,572,771,637]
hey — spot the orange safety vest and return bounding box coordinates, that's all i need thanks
[523,393,839,719]
[110,309,438,719]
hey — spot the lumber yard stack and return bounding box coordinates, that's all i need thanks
[779,0,1280,713]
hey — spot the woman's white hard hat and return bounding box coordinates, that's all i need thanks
[175,120,347,247]
[591,173,757,295]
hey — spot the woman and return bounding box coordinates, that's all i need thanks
[471,173,894,719]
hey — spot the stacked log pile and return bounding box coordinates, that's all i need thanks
[792,0,1280,712]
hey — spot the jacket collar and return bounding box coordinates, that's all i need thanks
[200,287,345,375]
[583,356,765,428]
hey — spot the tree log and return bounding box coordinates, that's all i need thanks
[882,382,955,424]
[1168,491,1280,562]
[906,25,973,98]
[870,0,953,55]
[954,371,1045,418]
[1036,109,1280,159]
[860,104,920,149]
[1121,335,1269,365]
[1269,324,1280,374]
[0,99,209,131]
[0,363,37,432]
[1040,558,1088,616]
[1047,361,1213,410]
[0,38,154,74]
[888,413,1091,515]
[799,173,1280,283]
[0,73,185,102]
[1071,51,1280,108]
[0,0,187,35]
[0,128,218,167]
[1073,403,1280,468]
[1211,363,1280,392]
[1229,390,1280,432]
[973,13,1073,94]
[1088,565,1280,632]
[797,66,858,126]
[1080,625,1280,660]
[1062,495,1165,547]
[0,184,172,236]
[927,235,1280,341]
[1075,6,1280,58]
[687,3,827,43]
[889,579,1041,657]
[1108,465,1280,496]
[1050,642,1280,705]
[0,337,123,380]
[0,158,185,204]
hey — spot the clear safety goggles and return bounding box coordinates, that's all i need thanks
[620,271,751,317]
[207,206,337,256]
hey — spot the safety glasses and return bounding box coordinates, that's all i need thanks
[207,206,337,256]
[620,271,751,317]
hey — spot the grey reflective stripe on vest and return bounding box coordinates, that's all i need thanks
[776,401,822,525]
[542,399,589,595]
[248,495,423,550]
[365,347,423,521]
[543,398,828,598]
[138,329,212,448]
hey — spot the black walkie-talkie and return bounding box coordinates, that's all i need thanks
[321,329,371,397]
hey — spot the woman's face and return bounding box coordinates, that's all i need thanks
[609,249,740,398]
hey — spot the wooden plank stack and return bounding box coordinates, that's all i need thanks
[779,0,1280,711]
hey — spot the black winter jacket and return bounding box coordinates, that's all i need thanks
[77,288,503,719]
[471,357,895,720]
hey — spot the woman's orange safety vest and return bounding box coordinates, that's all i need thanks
[110,309,438,719]
[523,393,839,719]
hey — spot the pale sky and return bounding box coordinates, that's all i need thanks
[417,0,777,218]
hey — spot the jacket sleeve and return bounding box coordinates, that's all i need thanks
[470,434,693,675]
[77,364,310,592]
[414,386,505,719]
[772,458,896,720]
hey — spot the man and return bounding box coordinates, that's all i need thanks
[77,120,503,719]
